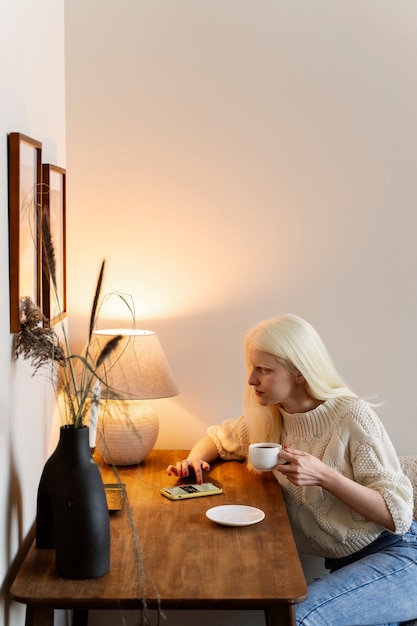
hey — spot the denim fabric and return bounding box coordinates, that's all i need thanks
[296,520,417,626]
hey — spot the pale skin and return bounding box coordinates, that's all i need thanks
[167,347,395,531]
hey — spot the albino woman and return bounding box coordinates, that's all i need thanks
[167,314,417,625]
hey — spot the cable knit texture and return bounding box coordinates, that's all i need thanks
[207,398,413,559]
[399,455,417,519]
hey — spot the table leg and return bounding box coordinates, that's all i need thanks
[265,604,296,626]
[25,605,54,626]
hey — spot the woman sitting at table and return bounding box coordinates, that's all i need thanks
[167,314,417,626]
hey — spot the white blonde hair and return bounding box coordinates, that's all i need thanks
[243,314,357,443]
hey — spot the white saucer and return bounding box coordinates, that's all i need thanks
[206,504,265,527]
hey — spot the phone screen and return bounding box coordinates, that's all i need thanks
[160,483,223,500]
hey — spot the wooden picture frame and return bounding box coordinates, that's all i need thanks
[42,164,67,325]
[8,133,42,333]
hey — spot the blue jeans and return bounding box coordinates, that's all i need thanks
[296,520,417,625]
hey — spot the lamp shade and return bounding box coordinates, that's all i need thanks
[92,329,179,401]
[87,329,179,465]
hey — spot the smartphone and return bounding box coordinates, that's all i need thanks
[160,482,223,500]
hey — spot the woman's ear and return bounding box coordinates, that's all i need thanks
[295,372,305,384]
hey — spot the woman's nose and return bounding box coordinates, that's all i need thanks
[248,369,258,386]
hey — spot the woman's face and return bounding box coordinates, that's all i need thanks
[247,347,307,413]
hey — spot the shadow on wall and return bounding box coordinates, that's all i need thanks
[1,443,33,626]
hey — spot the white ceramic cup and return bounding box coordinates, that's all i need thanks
[248,442,282,471]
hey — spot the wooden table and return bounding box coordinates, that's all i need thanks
[10,450,307,626]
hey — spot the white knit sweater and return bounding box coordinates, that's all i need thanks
[207,397,413,559]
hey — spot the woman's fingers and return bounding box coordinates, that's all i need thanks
[166,459,211,484]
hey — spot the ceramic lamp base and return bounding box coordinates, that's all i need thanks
[96,400,159,465]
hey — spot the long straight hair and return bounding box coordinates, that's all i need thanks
[243,314,357,443]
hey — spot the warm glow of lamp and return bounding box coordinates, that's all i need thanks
[90,329,179,465]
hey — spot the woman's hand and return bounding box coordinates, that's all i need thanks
[166,435,219,485]
[276,446,328,486]
[166,459,211,485]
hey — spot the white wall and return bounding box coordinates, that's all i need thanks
[64,2,417,624]
[0,1,66,624]
[65,0,417,452]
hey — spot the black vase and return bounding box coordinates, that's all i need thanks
[36,425,110,579]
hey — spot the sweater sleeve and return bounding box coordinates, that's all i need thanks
[207,415,250,461]
[346,401,413,534]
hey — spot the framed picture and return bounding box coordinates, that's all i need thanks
[8,133,42,333]
[42,164,67,325]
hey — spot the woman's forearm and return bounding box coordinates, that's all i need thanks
[186,435,219,464]
[278,447,396,531]
[321,465,395,531]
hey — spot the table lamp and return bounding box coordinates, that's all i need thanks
[89,328,179,465]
